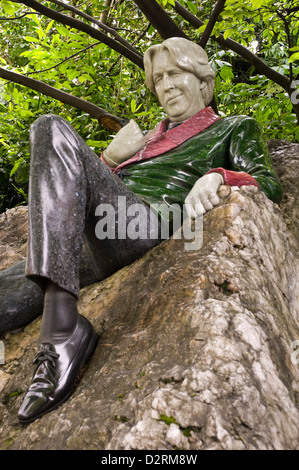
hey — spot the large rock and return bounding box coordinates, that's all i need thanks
[268,139,299,242]
[0,206,28,271]
[0,142,298,450]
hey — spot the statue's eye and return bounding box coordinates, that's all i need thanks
[154,75,162,85]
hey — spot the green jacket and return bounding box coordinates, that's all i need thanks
[120,115,282,212]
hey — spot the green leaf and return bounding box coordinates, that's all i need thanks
[85,139,105,148]
[78,74,93,83]
[30,13,41,26]
[223,29,234,40]
[187,1,197,15]
[2,1,15,16]
[196,25,206,34]
[252,0,264,8]
[131,98,136,113]
[38,27,46,40]
[24,36,40,43]
[10,158,24,177]
[56,25,70,37]
[67,70,79,81]
[0,139,9,148]
[219,65,234,80]
[45,20,54,34]
[289,52,299,63]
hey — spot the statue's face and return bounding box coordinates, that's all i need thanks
[151,49,205,122]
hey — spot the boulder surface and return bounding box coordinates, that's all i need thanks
[0,141,298,450]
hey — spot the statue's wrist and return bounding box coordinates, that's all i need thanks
[102,150,118,168]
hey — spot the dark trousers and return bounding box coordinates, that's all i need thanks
[25,114,162,298]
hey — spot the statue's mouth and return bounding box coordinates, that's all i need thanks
[166,93,182,105]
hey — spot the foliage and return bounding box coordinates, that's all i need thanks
[211,50,299,141]
[196,0,299,141]
[0,0,298,212]
[164,0,299,140]
[0,0,164,212]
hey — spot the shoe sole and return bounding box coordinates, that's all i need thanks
[18,330,98,425]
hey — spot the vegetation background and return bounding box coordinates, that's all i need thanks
[0,0,298,213]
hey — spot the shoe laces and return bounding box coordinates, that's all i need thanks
[33,345,60,367]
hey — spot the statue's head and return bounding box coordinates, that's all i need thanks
[144,37,215,122]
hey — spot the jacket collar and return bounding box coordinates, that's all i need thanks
[114,107,221,172]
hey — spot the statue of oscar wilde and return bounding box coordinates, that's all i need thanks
[0,37,282,423]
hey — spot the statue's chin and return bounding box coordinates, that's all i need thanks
[167,104,206,123]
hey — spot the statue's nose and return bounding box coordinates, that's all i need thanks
[163,74,175,91]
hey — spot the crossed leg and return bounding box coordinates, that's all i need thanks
[18,114,162,423]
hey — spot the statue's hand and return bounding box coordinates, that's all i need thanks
[102,120,146,168]
[185,173,224,219]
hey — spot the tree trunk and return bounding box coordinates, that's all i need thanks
[100,0,113,25]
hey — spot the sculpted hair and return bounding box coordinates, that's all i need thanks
[144,37,215,107]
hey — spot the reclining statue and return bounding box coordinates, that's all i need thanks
[0,38,282,423]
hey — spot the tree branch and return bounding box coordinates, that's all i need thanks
[133,0,188,40]
[26,41,102,75]
[0,11,39,20]
[100,0,113,25]
[0,67,125,131]
[285,6,299,15]
[49,0,141,57]
[133,1,219,112]
[10,0,144,68]
[173,1,291,93]
[276,9,293,82]
[198,0,226,48]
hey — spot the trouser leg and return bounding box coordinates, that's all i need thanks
[26,114,162,298]
[16,114,163,422]
[0,248,103,335]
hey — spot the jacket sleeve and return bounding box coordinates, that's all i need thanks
[207,117,282,203]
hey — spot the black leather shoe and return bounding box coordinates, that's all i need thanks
[18,314,98,424]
